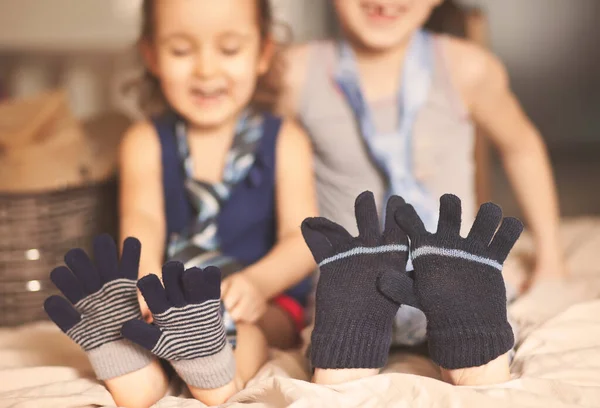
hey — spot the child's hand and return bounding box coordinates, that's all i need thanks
[221,274,267,323]
[138,290,153,323]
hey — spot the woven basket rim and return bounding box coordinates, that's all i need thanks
[0,177,117,199]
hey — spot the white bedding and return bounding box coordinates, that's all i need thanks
[1,217,599,408]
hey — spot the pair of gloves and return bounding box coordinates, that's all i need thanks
[304,191,523,370]
[44,235,234,389]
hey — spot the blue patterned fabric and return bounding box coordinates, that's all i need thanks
[167,111,265,274]
[152,109,312,310]
[335,30,438,234]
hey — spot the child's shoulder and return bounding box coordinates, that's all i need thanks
[436,34,510,107]
[122,120,160,147]
[120,120,162,166]
[275,118,311,155]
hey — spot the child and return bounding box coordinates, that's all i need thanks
[281,0,565,344]
[112,0,315,404]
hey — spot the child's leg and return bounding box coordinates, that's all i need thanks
[104,360,169,408]
[259,303,300,350]
[188,322,269,405]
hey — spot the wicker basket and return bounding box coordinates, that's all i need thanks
[0,179,118,326]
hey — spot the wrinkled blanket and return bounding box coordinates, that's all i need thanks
[1,217,599,408]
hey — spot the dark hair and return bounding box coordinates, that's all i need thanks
[135,0,285,115]
[424,0,468,38]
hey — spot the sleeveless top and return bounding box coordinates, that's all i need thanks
[152,111,311,306]
[298,35,477,236]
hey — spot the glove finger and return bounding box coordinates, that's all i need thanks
[183,266,221,304]
[93,234,120,283]
[394,204,427,241]
[44,295,82,333]
[436,194,462,237]
[383,195,408,245]
[467,202,503,246]
[488,217,524,263]
[162,261,187,307]
[137,274,170,315]
[377,270,420,309]
[120,237,141,281]
[307,217,353,246]
[121,319,162,352]
[301,220,331,263]
[354,191,381,242]
[64,248,102,294]
[50,266,86,304]
[301,218,352,263]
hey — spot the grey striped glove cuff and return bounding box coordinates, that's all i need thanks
[171,343,236,389]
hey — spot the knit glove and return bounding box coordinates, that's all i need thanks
[382,194,523,369]
[302,191,419,369]
[121,262,235,389]
[44,234,153,380]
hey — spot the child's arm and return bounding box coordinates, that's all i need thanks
[222,120,318,322]
[119,122,167,319]
[447,39,566,288]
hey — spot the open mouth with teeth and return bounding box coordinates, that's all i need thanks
[360,1,408,22]
[190,87,227,106]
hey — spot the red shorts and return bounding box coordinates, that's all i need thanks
[273,295,306,333]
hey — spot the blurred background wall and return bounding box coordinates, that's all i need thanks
[454,0,600,217]
[1,0,598,215]
[459,0,600,149]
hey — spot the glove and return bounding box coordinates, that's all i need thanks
[44,234,153,380]
[302,191,419,369]
[384,194,523,369]
[121,262,235,389]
